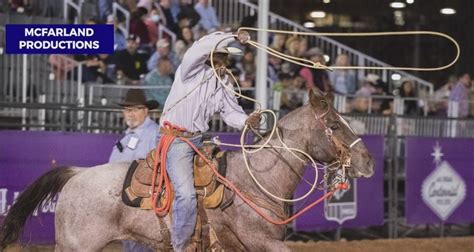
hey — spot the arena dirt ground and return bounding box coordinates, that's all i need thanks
[5,236,474,252]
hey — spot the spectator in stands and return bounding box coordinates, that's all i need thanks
[236,49,256,82]
[280,37,301,77]
[9,0,28,12]
[469,80,474,117]
[115,34,148,83]
[237,77,255,111]
[280,74,306,114]
[351,74,378,114]
[194,0,220,33]
[136,0,153,12]
[109,88,160,163]
[75,54,114,83]
[355,74,377,97]
[270,33,286,52]
[142,5,163,46]
[147,39,180,72]
[268,54,283,84]
[397,80,419,115]
[431,75,456,116]
[107,14,127,51]
[449,73,471,118]
[329,54,357,94]
[119,0,137,12]
[297,38,308,58]
[285,36,300,57]
[143,57,173,108]
[170,0,181,21]
[48,54,77,81]
[177,0,201,29]
[158,0,179,33]
[299,47,332,92]
[109,88,159,252]
[174,26,195,61]
[98,0,113,22]
[130,7,150,45]
[370,76,389,114]
[29,0,60,17]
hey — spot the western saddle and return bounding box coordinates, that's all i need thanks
[121,142,230,251]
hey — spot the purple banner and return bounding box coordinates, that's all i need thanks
[293,135,385,231]
[0,131,251,244]
[405,137,474,224]
[0,130,120,244]
[1,131,384,243]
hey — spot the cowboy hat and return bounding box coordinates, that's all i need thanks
[214,46,244,56]
[116,89,159,110]
[304,47,324,58]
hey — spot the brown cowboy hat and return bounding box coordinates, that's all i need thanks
[116,89,159,110]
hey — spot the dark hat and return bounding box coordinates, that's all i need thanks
[117,89,159,110]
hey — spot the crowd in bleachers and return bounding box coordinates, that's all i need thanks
[3,0,474,118]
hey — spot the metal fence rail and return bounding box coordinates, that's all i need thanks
[63,0,84,23]
[3,98,474,138]
[0,102,159,133]
[113,2,130,38]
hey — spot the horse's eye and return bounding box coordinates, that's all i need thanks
[330,124,339,131]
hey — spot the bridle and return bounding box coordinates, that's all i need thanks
[314,100,362,190]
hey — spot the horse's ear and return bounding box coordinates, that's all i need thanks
[309,87,326,109]
[325,91,334,105]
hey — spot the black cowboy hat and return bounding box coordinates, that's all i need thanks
[116,89,159,110]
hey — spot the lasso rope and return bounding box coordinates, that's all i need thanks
[154,29,459,218]
[210,36,336,203]
[179,129,343,225]
[238,27,460,71]
[208,28,460,203]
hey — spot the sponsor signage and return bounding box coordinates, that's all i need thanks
[293,135,385,231]
[405,138,474,224]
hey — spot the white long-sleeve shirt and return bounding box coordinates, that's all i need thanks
[159,32,248,133]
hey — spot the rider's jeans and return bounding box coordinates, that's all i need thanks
[165,135,202,251]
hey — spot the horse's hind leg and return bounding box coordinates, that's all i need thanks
[243,238,291,252]
[55,199,119,252]
[55,225,115,252]
[55,240,111,252]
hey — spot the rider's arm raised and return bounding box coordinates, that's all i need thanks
[180,32,233,81]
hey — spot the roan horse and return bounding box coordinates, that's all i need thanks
[0,88,374,251]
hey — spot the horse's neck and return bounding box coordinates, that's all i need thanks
[227,107,311,200]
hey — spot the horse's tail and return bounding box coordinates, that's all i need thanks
[0,166,78,250]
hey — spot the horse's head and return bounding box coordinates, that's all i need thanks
[306,88,374,182]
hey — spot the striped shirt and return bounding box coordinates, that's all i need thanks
[159,32,248,133]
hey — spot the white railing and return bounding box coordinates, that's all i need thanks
[332,93,470,118]
[64,0,84,23]
[158,25,177,45]
[111,2,177,46]
[113,2,130,38]
[212,0,434,94]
